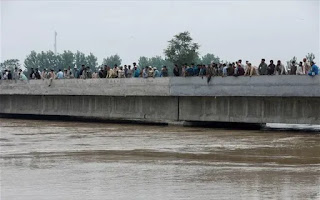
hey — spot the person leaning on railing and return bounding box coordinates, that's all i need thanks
[275,60,286,75]
[244,63,258,77]
[308,61,318,76]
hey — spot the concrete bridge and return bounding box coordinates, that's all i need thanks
[0,76,319,125]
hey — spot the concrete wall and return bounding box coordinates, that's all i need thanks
[1,76,319,97]
[0,95,178,122]
[179,97,320,124]
[170,76,320,97]
[0,78,171,96]
[1,76,319,124]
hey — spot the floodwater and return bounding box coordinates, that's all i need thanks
[0,119,319,200]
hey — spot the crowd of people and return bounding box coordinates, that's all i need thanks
[172,58,318,78]
[0,58,318,82]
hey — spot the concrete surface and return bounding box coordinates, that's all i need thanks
[179,96,320,124]
[1,76,319,97]
[0,95,178,122]
[1,76,319,124]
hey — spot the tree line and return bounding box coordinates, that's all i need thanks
[0,32,223,73]
[1,31,314,74]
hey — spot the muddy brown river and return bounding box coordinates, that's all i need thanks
[0,118,319,199]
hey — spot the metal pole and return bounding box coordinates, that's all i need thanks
[54,31,57,55]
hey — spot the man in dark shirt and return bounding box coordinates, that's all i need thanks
[173,64,180,76]
[29,68,35,79]
[161,66,168,77]
[35,68,41,79]
[79,65,85,77]
[103,65,108,78]
[8,70,13,80]
[98,67,104,78]
[267,60,275,75]
[234,63,245,76]
[290,61,297,75]
[227,63,234,76]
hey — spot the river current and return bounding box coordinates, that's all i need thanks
[0,118,319,200]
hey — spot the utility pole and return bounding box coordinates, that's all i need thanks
[54,31,57,55]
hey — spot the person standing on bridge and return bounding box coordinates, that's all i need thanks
[173,64,180,76]
[13,67,19,81]
[308,61,318,76]
[275,60,286,75]
[29,68,35,79]
[106,66,112,78]
[181,64,187,77]
[267,60,275,75]
[103,65,108,78]
[142,66,149,78]
[67,66,73,78]
[289,61,297,75]
[133,62,140,78]
[48,69,55,86]
[79,65,85,79]
[296,62,304,75]
[303,58,310,74]
[228,63,235,76]
[244,63,258,77]
[98,67,104,78]
[148,66,154,77]
[74,67,80,79]
[238,60,245,72]
[126,65,133,78]
[234,62,245,77]
[161,66,168,77]
[199,64,207,78]
[118,66,125,78]
[7,70,12,80]
[56,69,64,79]
[19,69,28,81]
[192,63,199,76]
[153,67,160,77]
[258,59,268,75]
[41,68,48,79]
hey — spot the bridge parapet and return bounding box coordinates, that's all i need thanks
[0,76,319,97]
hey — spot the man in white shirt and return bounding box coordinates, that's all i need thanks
[302,58,310,74]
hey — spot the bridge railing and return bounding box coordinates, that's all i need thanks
[0,76,319,97]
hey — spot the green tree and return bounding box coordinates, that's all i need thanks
[37,51,58,71]
[86,53,98,71]
[149,56,166,69]
[164,31,199,65]
[74,51,87,69]
[138,56,149,68]
[138,56,174,75]
[149,56,174,74]
[45,51,59,71]
[0,59,21,71]
[305,53,315,63]
[24,51,40,71]
[37,51,49,71]
[200,53,220,65]
[102,54,122,67]
[163,59,174,75]
[58,50,74,69]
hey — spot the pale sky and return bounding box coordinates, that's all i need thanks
[1,0,319,66]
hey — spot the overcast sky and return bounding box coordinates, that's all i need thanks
[1,0,319,66]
